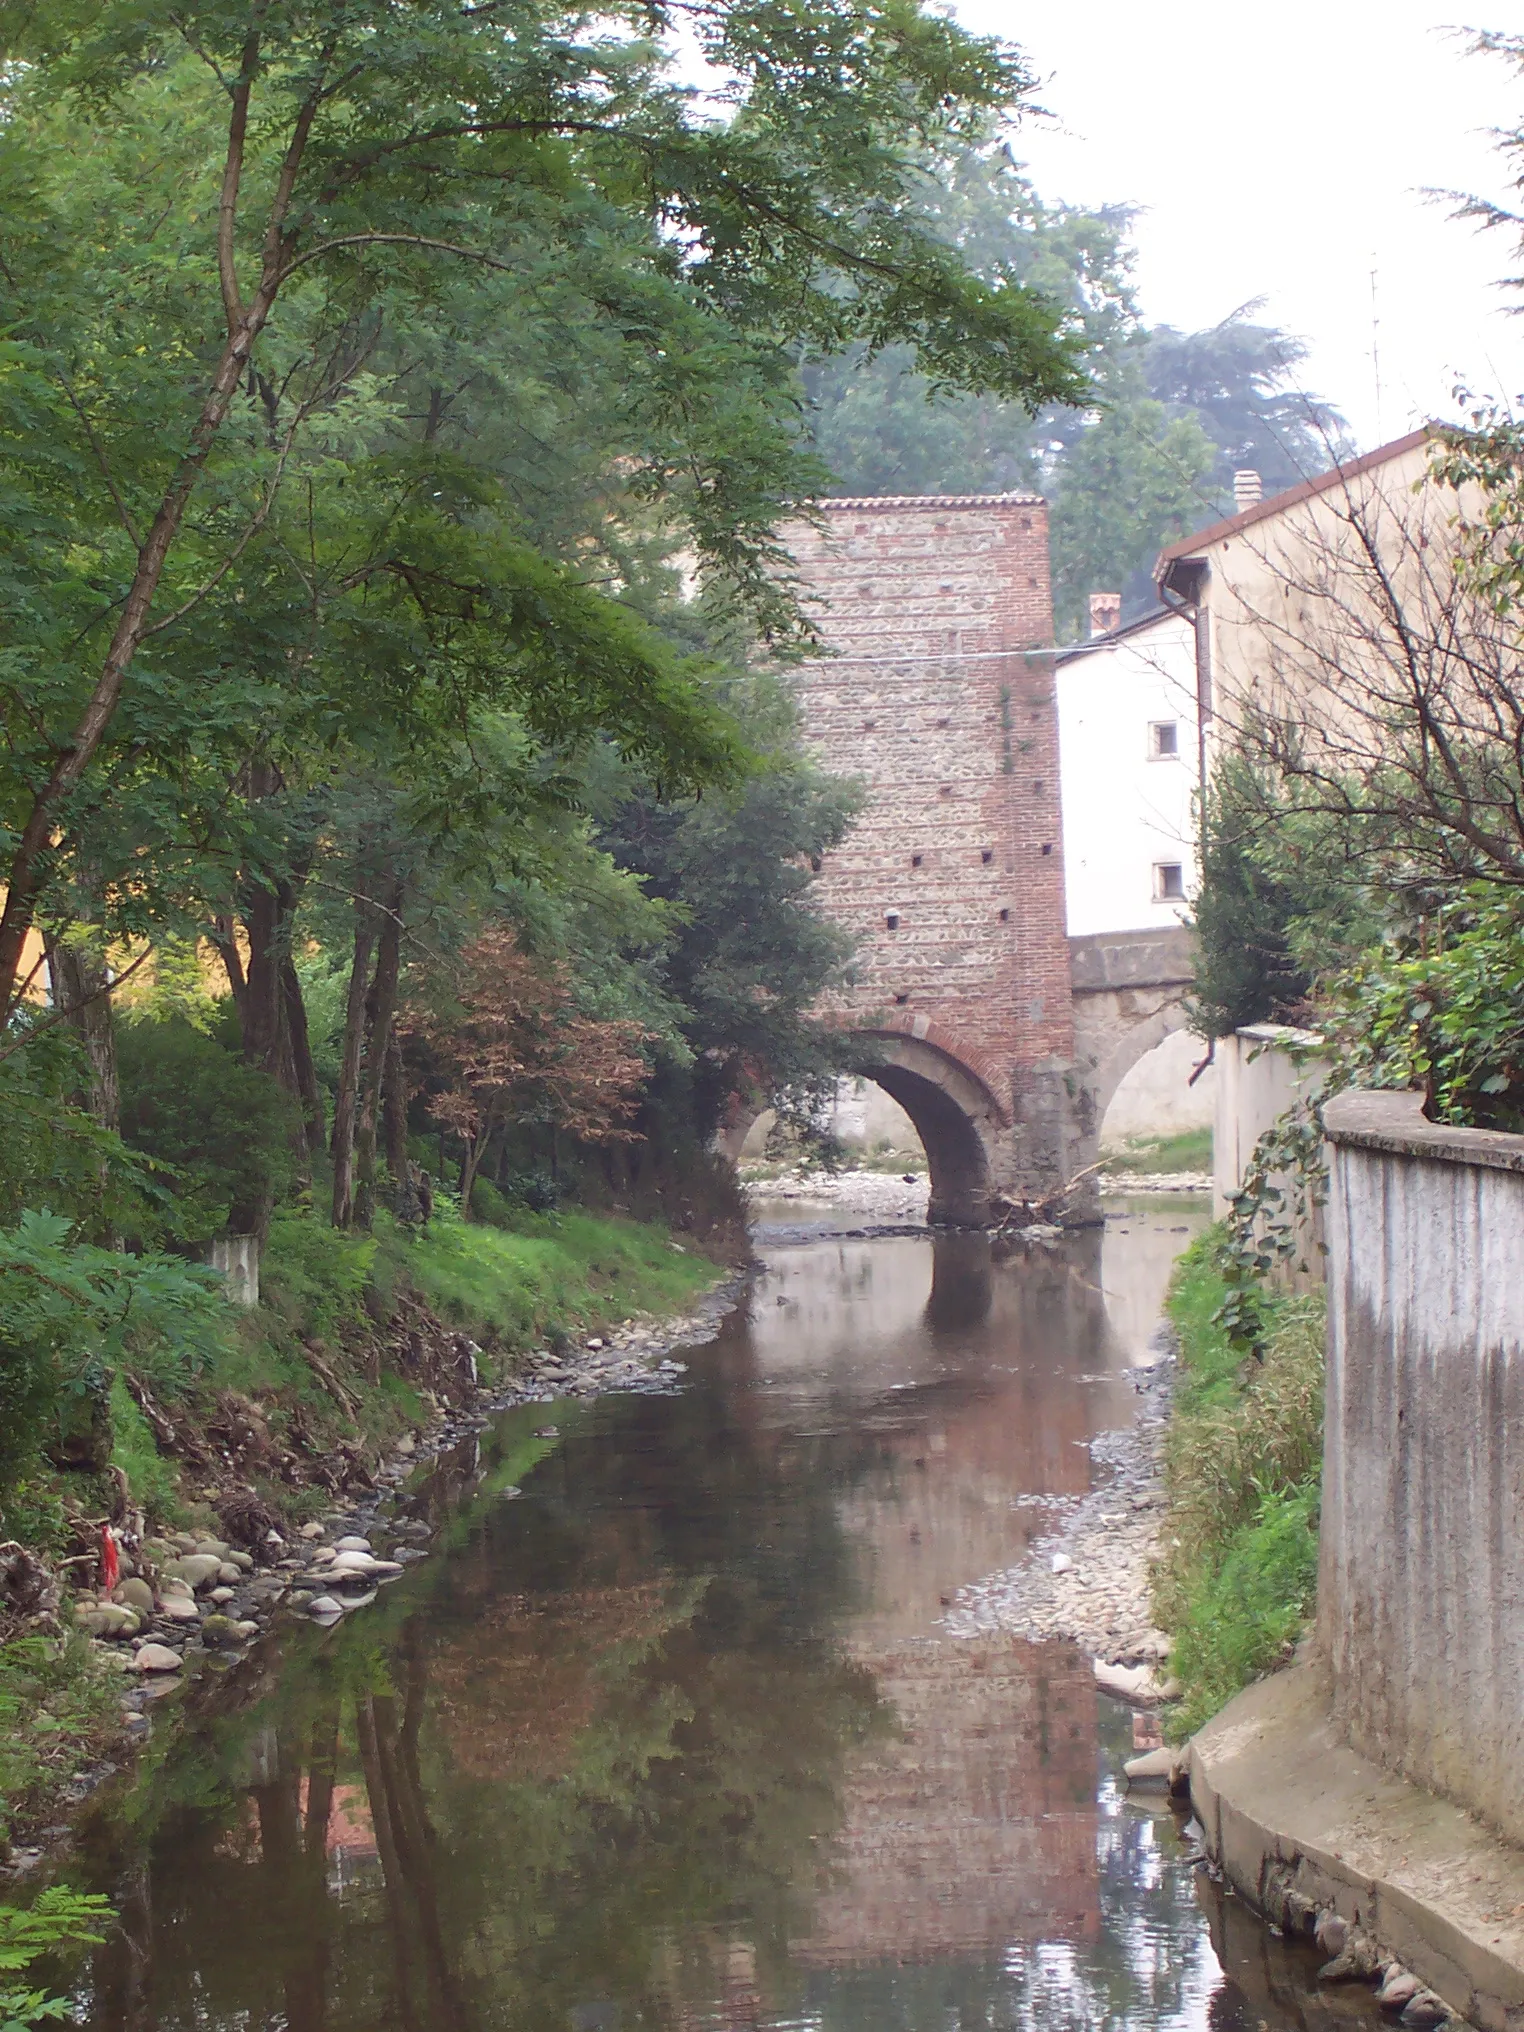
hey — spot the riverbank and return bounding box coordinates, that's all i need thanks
[0,1205,734,1863]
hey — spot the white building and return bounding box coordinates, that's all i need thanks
[1055,601,1201,936]
[1057,599,1212,1149]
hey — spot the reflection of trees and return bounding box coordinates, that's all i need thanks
[73,1364,887,2031]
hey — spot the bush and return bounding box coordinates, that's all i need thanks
[117,1016,298,1238]
[0,1212,228,1502]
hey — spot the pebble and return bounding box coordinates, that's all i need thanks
[941,1353,1179,1671]
[133,1644,182,1674]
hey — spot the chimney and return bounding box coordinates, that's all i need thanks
[1233,468,1263,515]
[1088,591,1121,638]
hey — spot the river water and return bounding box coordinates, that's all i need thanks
[70,1201,1379,2031]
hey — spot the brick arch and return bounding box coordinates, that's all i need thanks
[847,1026,1006,1226]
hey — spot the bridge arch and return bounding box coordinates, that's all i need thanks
[848,1027,1007,1227]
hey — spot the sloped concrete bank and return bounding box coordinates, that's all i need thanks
[1192,1663,1524,2030]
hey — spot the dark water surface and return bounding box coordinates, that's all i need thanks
[72,1207,1377,2030]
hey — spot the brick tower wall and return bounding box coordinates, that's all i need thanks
[785,495,1075,1119]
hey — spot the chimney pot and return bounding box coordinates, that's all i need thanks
[1233,468,1263,514]
[1088,591,1121,638]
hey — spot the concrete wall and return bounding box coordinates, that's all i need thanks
[1212,1023,1325,1213]
[1321,1089,1524,1846]
[1056,608,1201,937]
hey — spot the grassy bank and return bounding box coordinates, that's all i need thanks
[0,1202,720,1850]
[1155,1229,1324,1738]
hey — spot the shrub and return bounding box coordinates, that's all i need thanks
[117,1017,298,1237]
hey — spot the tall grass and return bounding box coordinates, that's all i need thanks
[1156,1228,1325,1738]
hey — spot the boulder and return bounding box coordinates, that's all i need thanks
[162,1554,223,1590]
[133,1643,183,1673]
[113,1578,156,1617]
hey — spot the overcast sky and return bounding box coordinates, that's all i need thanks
[948,0,1524,453]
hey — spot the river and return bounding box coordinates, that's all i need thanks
[68,1200,1381,2030]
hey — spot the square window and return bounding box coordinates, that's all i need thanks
[1150,721,1180,759]
[1154,862,1185,901]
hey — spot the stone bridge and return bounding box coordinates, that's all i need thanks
[731,493,1198,1225]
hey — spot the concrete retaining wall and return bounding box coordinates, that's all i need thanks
[1321,1089,1524,1846]
[1212,1022,1325,1214]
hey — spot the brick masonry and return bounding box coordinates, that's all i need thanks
[785,494,1077,1144]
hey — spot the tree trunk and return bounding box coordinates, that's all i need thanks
[353,877,404,1232]
[240,880,285,1077]
[46,935,120,1134]
[457,1120,492,1221]
[283,955,326,1161]
[384,1030,419,1221]
[331,904,378,1229]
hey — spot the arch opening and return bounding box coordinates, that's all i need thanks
[1097,1022,1214,1174]
[864,1063,992,1226]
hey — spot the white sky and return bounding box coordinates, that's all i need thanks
[949,0,1524,452]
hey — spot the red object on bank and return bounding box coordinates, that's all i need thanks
[100,1526,119,1594]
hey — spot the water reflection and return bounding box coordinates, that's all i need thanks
[71,1213,1371,2031]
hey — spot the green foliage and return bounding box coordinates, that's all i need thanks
[388,1204,714,1351]
[599,673,863,1140]
[1323,887,1524,1132]
[1188,759,1320,1039]
[1157,1232,1325,1737]
[116,1018,299,1239]
[1106,1126,1212,1175]
[107,1372,182,1525]
[1166,1480,1321,1741]
[0,1212,228,1495]
[0,1636,121,1849]
[258,1212,377,1349]
[0,1885,113,2032]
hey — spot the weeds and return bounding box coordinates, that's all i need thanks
[1156,1227,1325,1738]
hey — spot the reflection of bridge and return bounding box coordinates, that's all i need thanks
[749,496,1195,1224]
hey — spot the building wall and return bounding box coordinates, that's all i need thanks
[785,495,1075,1099]
[1056,610,1200,937]
[1320,1089,1524,1845]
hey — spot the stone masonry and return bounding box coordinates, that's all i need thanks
[785,494,1083,1217]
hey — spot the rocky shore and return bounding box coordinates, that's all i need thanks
[941,1348,1177,1699]
[745,1166,931,1222]
[9,1275,744,1870]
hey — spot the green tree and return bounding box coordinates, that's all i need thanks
[0,0,1091,1028]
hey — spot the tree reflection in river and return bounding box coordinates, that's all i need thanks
[68,1215,1359,2032]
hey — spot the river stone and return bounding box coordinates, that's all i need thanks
[1399,1995,1451,2028]
[209,1586,235,1604]
[193,1538,229,1560]
[199,1615,241,1646]
[224,1549,253,1571]
[113,1578,156,1616]
[308,1595,344,1617]
[333,1536,371,1553]
[134,1643,182,1673]
[78,1603,139,1639]
[1377,1968,1421,2009]
[217,1562,241,1584]
[395,1434,415,1454]
[300,1521,326,1540]
[1122,1747,1179,1788]
[162,1554,222,1590]
[156,1592,201,1622]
